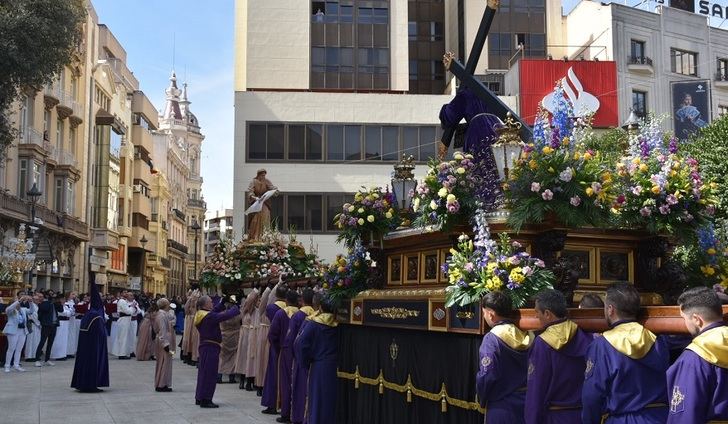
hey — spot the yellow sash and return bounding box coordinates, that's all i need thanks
[308,312,338,327]
[686,325,728,369]
[602,322,656,359]
[274,300,287,310]
[194,310,210,327]
[284,306,299,318]
[490,323,532,351]
[300,306,315,317]
[539,320,578,350]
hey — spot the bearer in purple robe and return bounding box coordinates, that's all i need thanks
[582,283,669,424]
[526,289,593,424]
[194,295,240,408]
[476,291,532,424]
[71,281,109,393]
[272,290,300,423]
[290,289,318,424]
[666,286,728,423]
[295,297,338,424]
[261,284,289,415]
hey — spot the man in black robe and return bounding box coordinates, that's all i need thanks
[71,281,109,393]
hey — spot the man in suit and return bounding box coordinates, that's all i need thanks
[35,290,59,367]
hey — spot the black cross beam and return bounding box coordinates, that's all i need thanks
[441,0,533,146]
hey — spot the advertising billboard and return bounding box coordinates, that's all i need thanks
[517,60,619,128]
[671,80,711,139]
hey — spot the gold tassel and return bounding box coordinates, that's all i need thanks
[407,389,412,403]
[379,381,384,394]
[354,377,359,389]
[441,397,447,413]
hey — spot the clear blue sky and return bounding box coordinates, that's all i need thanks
[92,0,235,213]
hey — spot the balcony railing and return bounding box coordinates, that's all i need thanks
[43,84,63,101]
[628,55,653,66]
[18,127,44,147]
[0,191,89,241]
[58,149,78,168]
[167,238,189,254]
[161,256,171,268]
[187,198,206,209]
[172,208,185,221]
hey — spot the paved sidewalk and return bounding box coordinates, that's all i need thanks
[0,356,279,424]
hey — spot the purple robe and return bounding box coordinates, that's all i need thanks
[194,301,240,402]
[666,323,728,424]
[476,322,529,424]
[261,301,284,409]
[290,312,312,423]
[295,317,338,424]
[525,320,593,424]
[270,307,294,415]
[582,321,669,424]
[71,283,109,392]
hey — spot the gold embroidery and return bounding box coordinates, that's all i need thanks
[584,359,594,378]
[670,386,685,413]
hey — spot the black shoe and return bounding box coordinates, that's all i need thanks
[256,387,263,397]
[239,380,245,390]
[200,400,219,408]
[228,375,236,384]
[245,378,254,391]
[129,353,136,358]
[155,387,165,392]
[261,407,277,415]
[276,417,291,423]
[190,360,198,366]
[118,356,130,360]
[195,400,201,405]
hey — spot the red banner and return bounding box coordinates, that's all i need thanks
[518,59,619,128]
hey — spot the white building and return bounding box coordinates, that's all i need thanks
[232,0,529,260]
[204,208,234,260]
[556,2,728,127]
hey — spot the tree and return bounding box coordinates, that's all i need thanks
[683,115,728,220]
[0,0,85,161]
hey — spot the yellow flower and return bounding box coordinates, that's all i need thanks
[354,193,363,202]
[651,186,661,194]
[586,187,594,197]
[562,137,570,146]
[583,152,593,161]
[542,146,554,155]
[548,167,555,173]
[454,153,464,161]
[485,277,503,291]
[413,198,420,211]
[529,159,538,170]
[573,152,581,160]
[672,162,681,170]
[348,205,355,212]
[710,182,718,189]
[707,248,717,255]
[430,200,438,210]
[446,194,457,204]
[701,265,716,276]
[367,215,375,223]
[357,218,365,225]
[639,164,648,173]
[358,208,365,214]
[449,269,462,284]
[509,268,525,284]
[438,187,448,198]
[382,200,389,207]
[337,266,346,274]
[385,212,393,219]
[372,193,380,199]
[456,167,466,175]
[632,157,641,165]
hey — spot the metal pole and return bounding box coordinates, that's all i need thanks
[193,230,198,283]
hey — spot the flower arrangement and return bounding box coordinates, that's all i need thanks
[323,242,374,301]
[334,186,399,248]
[412,152,478,230]
[695,223,728,289]
[614,117,718,240]
[444,209,554,308]
[507,102,615,231]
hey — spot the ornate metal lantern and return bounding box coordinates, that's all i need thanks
[491,112,525,182]
[391,154,417,211]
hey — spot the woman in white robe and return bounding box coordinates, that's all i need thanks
[50,298,73,360]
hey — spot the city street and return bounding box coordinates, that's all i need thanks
[0,356,278,424]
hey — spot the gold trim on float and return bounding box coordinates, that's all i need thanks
[337,367,485,414]
[353,289,447,299]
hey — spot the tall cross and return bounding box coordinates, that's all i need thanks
[441,0,533,146]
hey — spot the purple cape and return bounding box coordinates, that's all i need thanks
[71,283,109,391]
[269,308,293,413]
[666,323,728,423]
[476,325,529,424]
[261,302,284,408]
[295,319,338,424]
[194,301,240,402]
[582,324,670,424]
[525,321,593,424]
[290,315,310,423]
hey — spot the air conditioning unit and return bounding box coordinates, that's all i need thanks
[132,184,142,193]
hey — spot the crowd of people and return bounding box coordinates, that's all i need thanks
[477,283,728,424]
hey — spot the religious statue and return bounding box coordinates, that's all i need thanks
[245,169,278,241]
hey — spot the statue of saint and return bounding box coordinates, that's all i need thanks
[246,169,278,241]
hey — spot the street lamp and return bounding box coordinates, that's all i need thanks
[391,154,417,210]
[621,109,641,133]
[191,220,201,284]
[27,183,42,224]
[139,235,148,293]
[491,112,524,182]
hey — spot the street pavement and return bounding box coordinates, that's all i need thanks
[0,355,279,424]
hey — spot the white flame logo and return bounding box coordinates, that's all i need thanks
[541,67,600,118]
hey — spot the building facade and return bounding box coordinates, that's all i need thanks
[233,0,520,260]
[153,74,206,297]
[204,208,234,260]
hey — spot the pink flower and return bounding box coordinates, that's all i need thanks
[616,194,626,204]
[666,194,678,206]
[542,189,554,201]
[570,196,581,206]
[531,182,541,193]
[659,204,671,215]
[464,262,474,272]
[512,241,522,249]
[640,207,652,217]
[534,259,546,268]
[591,182,602,194]
[631,186,643,196]
[521,266,533,276]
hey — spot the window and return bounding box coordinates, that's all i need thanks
[632,90,647,118]
[56,118,63,151]
[718,58,728,81]
[671,48,698,76]
[326,193,353,231]
[262,192,354,233]
[487,82,501,93]
[719,105,728,116]
[110,129,122,159]
[630,40,645,61]
[69,126,76,156]
[247,123,285,160]
[18,158,28,199]
[248,121,440,162]
[66,180,73,215]
[71,75,78,101]
[55,178,64,212]
[44,109,51,137]
[95,84,111,111]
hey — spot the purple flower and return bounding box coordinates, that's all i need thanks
[542,189,554,201]
[559,168,573,182]
[464,262,474,272]
[570,196,581,206]
[591,182,602,194]
[440,263,449,273]
[512,240,522,249]
[616,194,626,204]
[531,182,541,193]
[666,194,678,206]
[534,259,545,268]
[522,266,533,276]
[447,200,460,214]
[668,136,679,154]
[640,207,652,217]
[659,204,671,215]
[631,185,643,196]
